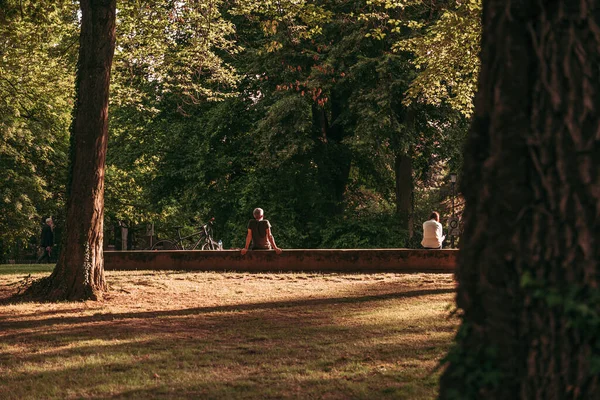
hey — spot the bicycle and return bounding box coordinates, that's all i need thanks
[150,218,222,250]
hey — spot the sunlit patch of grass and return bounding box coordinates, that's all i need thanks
[0,269,457,399]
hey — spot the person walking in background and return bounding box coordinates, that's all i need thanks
[241,208,282,255]
[37,217,54,263]
[421,211,445,249]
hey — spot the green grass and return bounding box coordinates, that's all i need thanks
[0,263,54,275]
[0,268,458,399]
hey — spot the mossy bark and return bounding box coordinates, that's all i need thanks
[439,1,599,398]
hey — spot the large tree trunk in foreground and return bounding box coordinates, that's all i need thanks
[440,1,599,399]
[37,0,116,300]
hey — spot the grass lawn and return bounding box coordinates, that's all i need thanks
[0,263,55,275]
[0,266,458,399]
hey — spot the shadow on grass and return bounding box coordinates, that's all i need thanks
[0,287,454,330]
[1,302,455,400]
[1,274,457,399]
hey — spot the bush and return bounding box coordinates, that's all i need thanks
[319,213,410,249]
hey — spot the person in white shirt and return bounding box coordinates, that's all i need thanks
[421,211,445,249]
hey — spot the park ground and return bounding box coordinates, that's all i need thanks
[0,266,458,399]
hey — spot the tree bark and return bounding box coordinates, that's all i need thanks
[37,0,116,301]
[440,1,599,399]
[311,91,351,215]
[394,107,415,234]
[394,151,413,226]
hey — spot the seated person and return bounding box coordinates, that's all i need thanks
[421,211,445,249]
[241,208,282,255]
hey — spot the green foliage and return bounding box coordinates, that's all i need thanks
[365,0,481,116]
[2,0,473,253]
[105,0,258,236]
[104,0,471,249]
[399,0,481,116]
[320,212,410,249]
[113,0,241,107]
[0,1,76,249]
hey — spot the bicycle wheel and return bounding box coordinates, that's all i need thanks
[201,240,216,250]
[151,240,181,250]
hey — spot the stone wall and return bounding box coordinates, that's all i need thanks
[104,249,457,273]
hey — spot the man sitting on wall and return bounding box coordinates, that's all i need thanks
[241,208,282,255]
[421,211,445,249]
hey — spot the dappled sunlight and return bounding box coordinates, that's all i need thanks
[0,271,458,399]
[2,271,456,321]
[3,336,154,360]
[11,350,141,375]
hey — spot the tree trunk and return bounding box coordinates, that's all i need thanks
[394,107,415,233]
[394,151,413,227]
[440,1,599,399]
[311,92,351,215]
[37,0,116,301]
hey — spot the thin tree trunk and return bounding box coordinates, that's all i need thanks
[394,107,415,232]
[311,94,351,215]
[36,0,116,301]
[394,151,413,227]
[440,1,599,399]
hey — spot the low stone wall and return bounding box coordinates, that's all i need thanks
[104,249,457,273]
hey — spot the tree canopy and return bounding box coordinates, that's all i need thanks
[0,1,77,254]
[1,0,478,260]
